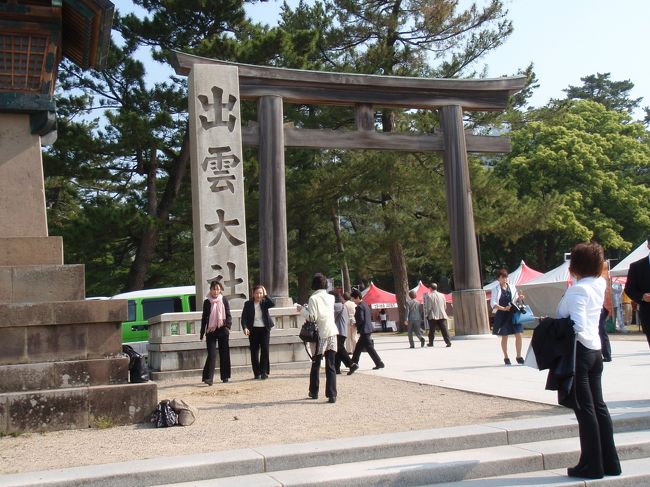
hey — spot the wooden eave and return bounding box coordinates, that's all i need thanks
[172,51,527,112]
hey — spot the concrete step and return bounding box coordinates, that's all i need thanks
[2,412,648,487]
[430,457,650,486]
[149,431,650,486]
[0,382,157,434]
[0,356,130,393]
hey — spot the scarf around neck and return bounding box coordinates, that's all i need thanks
[206,294,225,333]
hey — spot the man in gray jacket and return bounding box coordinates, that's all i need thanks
[423,283,452,347]
[405,290,426,348]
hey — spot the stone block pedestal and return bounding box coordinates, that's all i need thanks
[0,238,158,434]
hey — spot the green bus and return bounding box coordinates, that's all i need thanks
[111,286,198,344]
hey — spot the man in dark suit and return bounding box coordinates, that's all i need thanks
[348,289,384,374]
[624,235,650,347]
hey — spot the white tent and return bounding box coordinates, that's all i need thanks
[610,241,649,277]
[518,260,573,318]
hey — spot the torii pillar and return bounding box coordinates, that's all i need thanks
[440,105,490,334]
[258,96,292,306]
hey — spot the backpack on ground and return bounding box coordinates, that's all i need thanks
[151,400,178,428]
[122,344,150,383]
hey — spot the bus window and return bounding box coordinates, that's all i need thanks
[127,300,137,322]
[189,295,197,312]
[142,297,183,320]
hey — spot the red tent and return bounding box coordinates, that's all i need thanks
[362,282,398,309]
[410,280,452,303]
[484,260,543,299]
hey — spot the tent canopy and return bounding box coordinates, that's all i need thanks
[518,261,572,318]
[410,280,453,303]
[483,260,543,292]
[362,282,398,309]
[610,241,649,277]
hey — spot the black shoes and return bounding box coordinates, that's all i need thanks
[504,358,511,365]
[254,375,261,380]
[516,357,524,365]
[347,363,359,375]
[372,363,385,370]
[446,343,452,347]
[261,374,268,380]
[308,392,318,400]
[409,345,415,349]
[420,339,425,348]
[328,397,336,404]
[567,465,604,479]
[222,379,229,383]
[427,343,433,347]
[203,380,213,386]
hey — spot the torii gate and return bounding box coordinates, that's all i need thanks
[173,52,525,335]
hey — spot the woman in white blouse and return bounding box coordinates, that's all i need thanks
[297,273,339,403]
[557,242,621,479]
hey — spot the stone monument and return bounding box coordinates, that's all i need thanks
[0,0,156,434]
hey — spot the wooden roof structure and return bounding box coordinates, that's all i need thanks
[173,52,527,154]
[173,52,526,112]
[0,0,113,111]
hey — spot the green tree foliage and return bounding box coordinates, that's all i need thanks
[492,100,650,269]
[564,72,643,114]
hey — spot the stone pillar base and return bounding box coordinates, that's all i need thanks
[272,296,294,307]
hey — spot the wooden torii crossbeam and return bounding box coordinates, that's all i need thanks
[173,51,526,335]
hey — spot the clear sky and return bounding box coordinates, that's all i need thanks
[245,0,650,118]
[113,0,649,119]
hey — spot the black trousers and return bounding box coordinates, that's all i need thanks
[572,342,621,477]
[249,327,270,377]
[310,350,337,399]
[351,333,383,367]
[640,306,650,347]
[335,335,353,372]
[427,318,451,346]
[202,331,230,383]
[598,307,612,361]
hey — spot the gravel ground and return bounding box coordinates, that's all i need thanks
[0,367,564,475]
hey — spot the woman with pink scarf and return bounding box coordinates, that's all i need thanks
[200,281,232,385]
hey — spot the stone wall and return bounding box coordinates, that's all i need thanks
[147,308,310,379]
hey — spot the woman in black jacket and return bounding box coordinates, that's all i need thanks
[200,280,232,385]
[241,284,275,379]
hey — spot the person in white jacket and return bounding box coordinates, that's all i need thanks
[297,273,339,403]
[490,269,524,365]
[556,242,620,479]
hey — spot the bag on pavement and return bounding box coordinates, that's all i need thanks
[122,344,149,383]
[151,400,178,428]
[169,398,198,426]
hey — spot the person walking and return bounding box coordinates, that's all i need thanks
[423,283,452,348]
[331,291,355,374]
[558,242,621,479]
[297,273,339,403]
[200,280,232,385]
[624,235,650,347]
[241,284,275,380]
[343,292,358,353]
[405,290,425,348]
[349,289,384,373]
[490,270,522,364]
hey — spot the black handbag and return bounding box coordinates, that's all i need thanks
[299,319,319,360]
[299,319,319,343]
